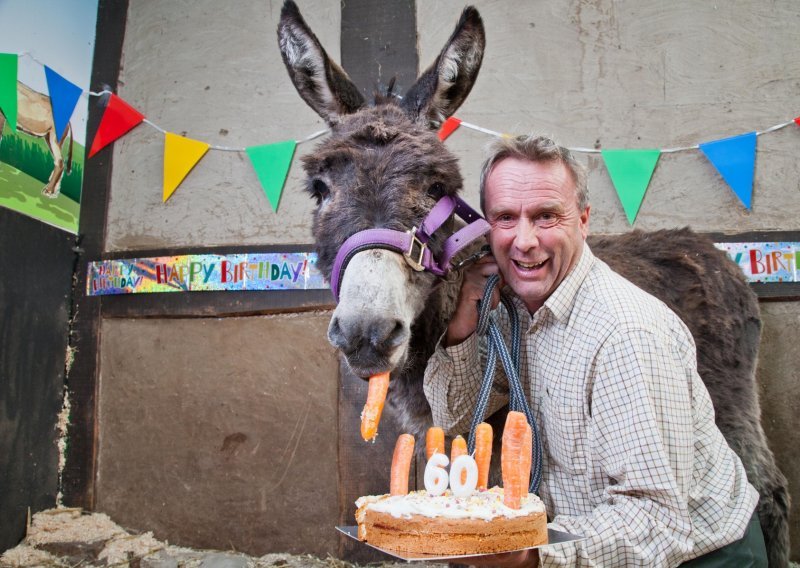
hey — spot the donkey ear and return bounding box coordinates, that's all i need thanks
[277,0,365,125]
[401,7,485,129]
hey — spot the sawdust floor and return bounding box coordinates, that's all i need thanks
[0,508,447,568]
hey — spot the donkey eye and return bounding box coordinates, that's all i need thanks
[311,179,330,205]
[427,182,445,200]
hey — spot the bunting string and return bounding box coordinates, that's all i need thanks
[137,116,328,151]
[1,50,798,222]
[514,119,797,154]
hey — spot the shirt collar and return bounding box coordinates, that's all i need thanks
[542,243,595,324]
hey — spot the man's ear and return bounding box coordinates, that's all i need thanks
[580,205,591,240]
[400,7,485,129]
[277,0,365,125]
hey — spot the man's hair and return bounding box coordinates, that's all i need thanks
[478,135,588,213]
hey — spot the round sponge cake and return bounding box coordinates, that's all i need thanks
[355,487,547,555]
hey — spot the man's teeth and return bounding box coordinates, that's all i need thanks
[516,260,544,269]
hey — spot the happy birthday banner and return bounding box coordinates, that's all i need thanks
[86,252,327,296]
[2,51,798,223]
[715,242,800,284]
[85,242,799,296]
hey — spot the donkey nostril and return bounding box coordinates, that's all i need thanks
[369,319,403,351]
[328,317,348,350]
[383,320,409,349]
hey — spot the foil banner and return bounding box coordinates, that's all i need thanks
[87,252,327,296]
[85,243,800,296]
[716,242,800,283]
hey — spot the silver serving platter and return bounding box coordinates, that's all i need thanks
[336,525,585,562]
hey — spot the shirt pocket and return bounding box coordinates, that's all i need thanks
[543,397,587,476]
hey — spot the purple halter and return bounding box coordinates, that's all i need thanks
[329,195,490,302]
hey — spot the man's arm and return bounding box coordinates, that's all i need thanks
[424,254,509,434]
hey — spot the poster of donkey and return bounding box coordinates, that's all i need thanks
[0,0,98,234]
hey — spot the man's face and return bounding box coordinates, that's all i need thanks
[484,157,590,313]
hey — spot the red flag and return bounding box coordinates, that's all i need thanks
[437,117,462,141]
[794,116,800,127]
[88,94,145,157]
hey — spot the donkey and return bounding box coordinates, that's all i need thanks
[0,81,74,198]
[277,2,789,565]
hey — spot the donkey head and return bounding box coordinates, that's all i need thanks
[278,1,485,378]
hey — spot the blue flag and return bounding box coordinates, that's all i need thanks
[45,66,83,140]
[699,132,757,210]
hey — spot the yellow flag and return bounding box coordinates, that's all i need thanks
[163,132,210,202]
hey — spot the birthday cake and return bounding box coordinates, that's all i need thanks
[354,413,548,556]
[355,487,547,555]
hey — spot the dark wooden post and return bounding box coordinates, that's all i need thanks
[337,1,418,562]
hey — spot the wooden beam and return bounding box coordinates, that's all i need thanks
[337,0,418,562]
[61,0,129,509]
[340,0,418,99]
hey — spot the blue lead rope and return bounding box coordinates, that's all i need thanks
[466,274,543,494]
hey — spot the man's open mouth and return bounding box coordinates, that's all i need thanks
[513,259,547,271]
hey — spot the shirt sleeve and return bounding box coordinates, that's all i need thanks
[423,319,510,436]
[539,326,697,567]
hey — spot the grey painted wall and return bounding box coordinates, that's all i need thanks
[418,1,800,232]
[96,314,339,556]
[106,1,800,247]
[105,0,338,250]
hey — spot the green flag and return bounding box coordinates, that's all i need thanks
[246,140,297,212]
[0,53,18,130]
[601,149,661,225]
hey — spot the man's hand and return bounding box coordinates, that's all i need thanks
[445,254,503,347]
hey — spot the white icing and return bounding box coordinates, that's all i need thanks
[356,487,545,521]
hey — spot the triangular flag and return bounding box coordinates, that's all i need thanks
[601,149,661,225]
[437,117,462,141]
[163,132,210,202]
[794,116,799,127]
[44,66,83,140]
[699,132,757,210]
[88,93,144,157]
[246,140,297,212]
[0,53,18,130]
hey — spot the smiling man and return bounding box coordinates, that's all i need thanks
[423,135,765,567]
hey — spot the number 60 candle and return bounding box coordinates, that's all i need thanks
[423,452,479,496]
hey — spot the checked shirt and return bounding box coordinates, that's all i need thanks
[423,245,758,567]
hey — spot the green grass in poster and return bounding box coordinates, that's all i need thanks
[0,162,79,233]
[0,122,85,203]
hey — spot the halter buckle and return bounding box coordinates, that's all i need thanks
[403,227,427,272]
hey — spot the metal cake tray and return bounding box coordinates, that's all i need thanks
[336,525,585,562]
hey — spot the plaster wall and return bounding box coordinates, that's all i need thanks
[95,313,339,556]
[105,1,800,248]
[418,1,800,232]
[757,301,800,560]
[104,0,338,251]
